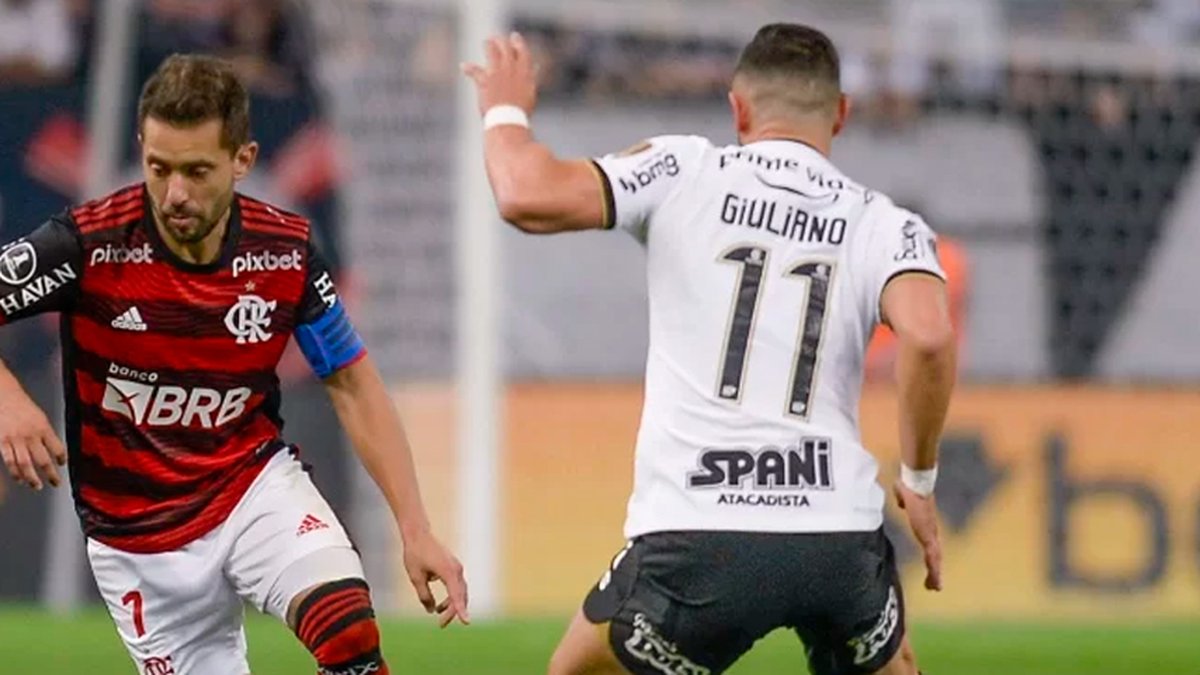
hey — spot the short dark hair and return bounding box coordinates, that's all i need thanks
[734,23,841,114]
[137,54,251,152]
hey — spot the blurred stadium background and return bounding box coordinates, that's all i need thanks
[1,0,1199,672]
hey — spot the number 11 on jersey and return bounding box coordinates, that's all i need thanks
[716,245,835,420]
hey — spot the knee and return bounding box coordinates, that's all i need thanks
[547,641,578,675]
[872,636,918,675]
[547,639,623,675]
[292,578,386,672]
[893,638,920,675]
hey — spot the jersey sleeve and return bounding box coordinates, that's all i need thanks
[859,209,947,325]
[0,212,83,326]
[294,240,367,379]
[592,135,709,243]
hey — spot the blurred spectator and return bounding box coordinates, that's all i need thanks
[888,0,1005,100]
[219,0,310,98]
[141,0,229,55]
[0,0,77,87]
[1131,0,1200,46]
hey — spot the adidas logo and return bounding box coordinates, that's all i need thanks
[296,514,329,537]
[112,307,147,332]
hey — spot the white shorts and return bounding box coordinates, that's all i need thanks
[87,451,365,675]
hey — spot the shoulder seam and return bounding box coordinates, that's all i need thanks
[238,197,309,238]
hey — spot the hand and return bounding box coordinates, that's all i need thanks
[402,528,470,627]
[894,482,943,591]
[0,390,65,491]
[461,32,538,117]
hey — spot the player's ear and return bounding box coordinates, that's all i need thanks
[832,94,851,137]
[730,89,752,140]
[232,141,259,181]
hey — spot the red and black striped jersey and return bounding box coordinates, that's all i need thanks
[0,184,365,553]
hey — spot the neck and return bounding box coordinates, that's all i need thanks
[741,121,833,156]
[156,205,232,265]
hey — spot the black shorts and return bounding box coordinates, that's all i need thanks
[582,529,905,675]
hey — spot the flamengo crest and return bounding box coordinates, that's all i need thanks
[224,294,276,344]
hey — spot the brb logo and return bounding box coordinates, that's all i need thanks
[102,364,251,428]
[90,243,153,266]
[224,294,276,344]
[232,249,301,278]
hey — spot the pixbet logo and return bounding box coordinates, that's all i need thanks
[232,249,301,278]
[90,242,153,266]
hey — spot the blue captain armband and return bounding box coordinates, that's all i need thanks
[295,300,366,379]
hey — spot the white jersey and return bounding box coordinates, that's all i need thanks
[593,136,946,537]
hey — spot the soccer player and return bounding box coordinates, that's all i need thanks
[0,55,467,674]
[464,24,954,675]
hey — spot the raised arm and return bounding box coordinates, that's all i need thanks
[462,33,608,233]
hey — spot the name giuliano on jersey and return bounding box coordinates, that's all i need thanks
[592,136,945,537]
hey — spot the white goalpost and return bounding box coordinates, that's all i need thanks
[454,0,507,620]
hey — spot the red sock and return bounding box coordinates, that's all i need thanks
[293,578,389,675]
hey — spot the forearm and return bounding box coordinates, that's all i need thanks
[484,127,562,221]
[330,363,431,537]
[0,357,28,403]
[895,338,956,470]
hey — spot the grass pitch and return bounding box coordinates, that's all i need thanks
[0,606,1195,674]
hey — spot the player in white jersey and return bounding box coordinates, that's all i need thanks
[465,24,956,675]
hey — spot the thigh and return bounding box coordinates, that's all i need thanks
[549,608,630,675]
[224,451,362,620]
[794,530,908,675]
[579,534,768,675]
[87,537,248,675]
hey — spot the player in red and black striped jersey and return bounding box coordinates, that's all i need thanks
[0,55,467,675]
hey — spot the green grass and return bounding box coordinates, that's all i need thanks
[0,607,1197,674]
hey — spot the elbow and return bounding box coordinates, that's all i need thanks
[496,194,553,234]
[900,321,957,359]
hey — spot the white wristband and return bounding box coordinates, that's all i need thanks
[483,105,530,131]
[900,464,938,497]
